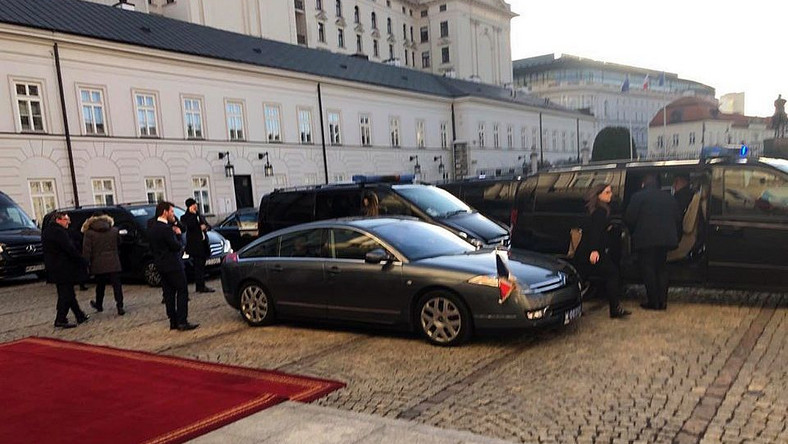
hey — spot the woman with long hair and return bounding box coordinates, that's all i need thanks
[574,183,631,319]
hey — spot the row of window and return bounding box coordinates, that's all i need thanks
[654,131,756,149]
[475,123,588,153]
[26,175,214,223]
[316,0,448,20]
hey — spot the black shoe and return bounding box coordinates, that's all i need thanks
[196,287,216,293]
[176,322,199,331]
[640,302,659,310]
[610,309,632,319]
[54,320,77,329]
[90,300,103,312]
[117,307,126,316]
[76,314,90,324]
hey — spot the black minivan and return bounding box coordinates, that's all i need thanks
[0,191,44,279]
[257,176,510,248]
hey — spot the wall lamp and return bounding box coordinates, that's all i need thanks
[409,155,421,175]
[258,152,274,177]
[218,151,234,178]
[434,155,447,179]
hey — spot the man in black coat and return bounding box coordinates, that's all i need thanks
[625,174,682,310]
[149,201,198,331]
[181,198,214,293]
[42,211,89,328]
[672,174,693,216]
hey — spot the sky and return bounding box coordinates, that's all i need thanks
[508,0,786,117]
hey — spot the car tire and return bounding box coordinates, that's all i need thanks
[239,281,275,326]
[143,261,162,287]
[415,291,472,346]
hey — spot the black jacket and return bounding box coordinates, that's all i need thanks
[574,208,610,268]
[181,211,210,257]
[625,185,681,250]
[148,219,184,273]
[674,186,693,215]
[42,222,88,284]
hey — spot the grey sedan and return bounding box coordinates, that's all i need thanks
[221,217,582,346]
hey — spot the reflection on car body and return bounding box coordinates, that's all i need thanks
[221,217,581,346]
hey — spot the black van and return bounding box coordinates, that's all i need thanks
[0,191,44,279]
[258,175,510,247]
[509,151,788,289]
[437,176,523,227]
[44,203,231,286]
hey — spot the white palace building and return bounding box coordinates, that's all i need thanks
[0,0,594,222]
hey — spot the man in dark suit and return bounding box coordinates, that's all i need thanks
[181,198,214,293]
[625,174,682,310]
[672,174,693,216]
[148,201,198,331]
[42,211,89,328]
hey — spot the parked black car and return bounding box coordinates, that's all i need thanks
[437,176,523,227]
[221,217,582,346]
[258,175,510,248]
[213,207,258,251]
[0,191,44,280]
[44,203,231,286]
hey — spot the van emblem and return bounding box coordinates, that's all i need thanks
[26,244,36,253]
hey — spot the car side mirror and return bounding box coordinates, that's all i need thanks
[365,248,390,264]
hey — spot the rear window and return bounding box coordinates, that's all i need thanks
[534,171,621,214]
[264,192,314,225]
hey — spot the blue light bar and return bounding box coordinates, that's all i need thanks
[700,145,749,160]
[352,174,415,184]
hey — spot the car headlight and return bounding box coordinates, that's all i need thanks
[222,239,232,254]
[0,243,5,254]
[182,252,190,259]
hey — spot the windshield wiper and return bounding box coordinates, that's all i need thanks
[443,209,470,218]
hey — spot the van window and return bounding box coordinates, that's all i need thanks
[267,192,314,225]
[316,190,361,219]
[0,203,36,230]
[535,171,621,214]
[720,167,788,218]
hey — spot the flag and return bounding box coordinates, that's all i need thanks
[642,74,649,90]
[621,74,630,92]
[658,71,665,87]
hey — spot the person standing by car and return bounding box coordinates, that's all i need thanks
[42,211,90,328]
[81,211,125,316]
[182,198,214,293]
[625,174,681,311]
[573,184,631,319]
[672,174,693,216]
[149,201,198,331]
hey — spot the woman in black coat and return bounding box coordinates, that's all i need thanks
[573,183,631,319]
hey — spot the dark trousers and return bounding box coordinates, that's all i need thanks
[161,269,189,327]
[637,247,669,308]
[55,283,86,323]
[579,257,622,315]
[192,255,207,290]
[94,272,123,308]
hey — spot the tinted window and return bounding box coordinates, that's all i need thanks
[329,228,383,260]
[238,211,258,229]
[279,229,325,257]
[241,237,278,258]
[377,189,412,216]
[266,192,314,225]
[220,215,239,228]
[720,167,788,218]
[535,171,621,214]
[372,221,475,260]
[394,185,470,218]
[0,201,36,230]
[315,190,361,219]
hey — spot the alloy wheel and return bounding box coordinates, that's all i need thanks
[240,283,271,326]
[419,295,464,345]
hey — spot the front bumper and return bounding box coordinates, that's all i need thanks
[473,282,583,329]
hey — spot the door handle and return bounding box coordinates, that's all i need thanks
[327,266,341,275]
[271,265,284,272]
[714,225,743,237]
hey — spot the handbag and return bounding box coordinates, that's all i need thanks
[566,227,582,259]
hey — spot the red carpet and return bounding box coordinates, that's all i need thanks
[0,337,345,444]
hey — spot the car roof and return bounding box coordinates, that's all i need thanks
[539,156,783,175]
[260,216,421,236]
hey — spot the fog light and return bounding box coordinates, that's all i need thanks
[526,308,547,320]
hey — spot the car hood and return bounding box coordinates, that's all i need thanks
[435,211,509,243]
[0,228,42,245]
[415,249,572,288]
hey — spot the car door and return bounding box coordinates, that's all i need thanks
[705,165,788,288]
[323,227,406,324]
[263,228,327,319]
[235,210,259,249]
[214,214,242,250]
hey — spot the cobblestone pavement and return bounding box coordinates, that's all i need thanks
[1,276,786,444]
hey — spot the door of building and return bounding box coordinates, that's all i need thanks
[233,175,254,209]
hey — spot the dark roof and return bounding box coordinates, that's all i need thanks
[649,96,767,127]
[0,0,581,115]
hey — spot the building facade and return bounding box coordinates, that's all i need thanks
[0,0,591,223]
[648,97,769,159]
[91,0,515,86]
[512,54,716,159]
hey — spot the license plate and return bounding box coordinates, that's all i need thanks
[564,305,582,325]
[205,257,221,266]
[25,264,45,273]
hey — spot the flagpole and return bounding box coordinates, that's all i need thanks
[629,114,634,159]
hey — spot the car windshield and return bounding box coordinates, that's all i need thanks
[0,203,37,231]
[128,205,186,228]
[372,221,476,260]
[394,185,473,218]
[762,157,788,175]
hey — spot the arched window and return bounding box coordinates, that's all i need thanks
[354,6,359,23]
[371,12,377,29]
[335,0,342,17]
[387,18,392,34]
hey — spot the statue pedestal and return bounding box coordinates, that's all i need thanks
[764,138,788,159]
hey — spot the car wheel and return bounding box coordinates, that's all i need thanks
[143,261,161,287]
[416,291,472,346]
[239,282,275,326]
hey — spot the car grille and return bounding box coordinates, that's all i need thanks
[5,243,43,258]
[209,242,223,256]
[544,298,580,318]
[529,273,567,293]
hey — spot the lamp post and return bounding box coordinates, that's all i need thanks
[409,155,421,175]
[218,151,234,178]
[433,155,447,180]
[258,152,274,177]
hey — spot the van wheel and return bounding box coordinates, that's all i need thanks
[415,291,472,346]
[143,261,161,287]
[239,282,275,326]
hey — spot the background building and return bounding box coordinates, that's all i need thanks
[719,92,745,115]
[512,53,716,159]
[0,0,591,223]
